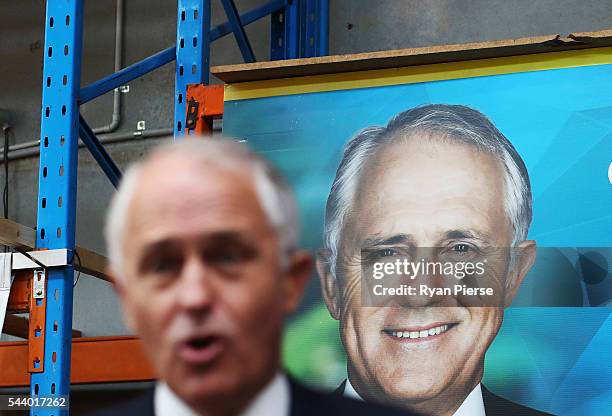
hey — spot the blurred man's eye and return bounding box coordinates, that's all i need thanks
[204,244,256,272]
[215,251,244,264]
[148,257,182,275]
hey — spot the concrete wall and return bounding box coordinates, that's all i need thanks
[0,0,611,339]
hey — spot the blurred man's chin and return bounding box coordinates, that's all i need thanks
[169,372,238,403]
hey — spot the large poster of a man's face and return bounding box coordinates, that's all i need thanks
[316,104,538,415]
[222,55,612,416]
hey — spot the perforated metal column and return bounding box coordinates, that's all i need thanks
[33,1,83,414]
[271,0,328,59]
[174,0,211,137]
[302,0,328,57]
[271,0,299,59]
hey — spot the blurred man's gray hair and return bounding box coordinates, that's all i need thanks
[323,104,533,278]
[105,138,299,275]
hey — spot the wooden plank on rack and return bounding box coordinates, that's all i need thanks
[0,219,110,282]
[74,246,110,282]
[212,30,612,83]
[0,218,36,250]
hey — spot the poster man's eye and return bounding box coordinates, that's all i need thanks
[454,244,470,253]
[363,248,396,262]
[379,248,397,257]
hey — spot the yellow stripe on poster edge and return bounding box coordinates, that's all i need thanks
[224,47,612,101]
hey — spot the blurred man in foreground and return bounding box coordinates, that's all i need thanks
[99,139,410,416]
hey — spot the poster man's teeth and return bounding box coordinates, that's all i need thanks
[390,325,449,339]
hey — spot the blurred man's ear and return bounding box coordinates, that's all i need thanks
[316,249,341,320]
[504,240,537,306]
[107,268,138,332]
[282,250,313,313]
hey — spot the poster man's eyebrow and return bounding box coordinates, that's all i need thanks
[444,229,490,240]
[361,234,414,247]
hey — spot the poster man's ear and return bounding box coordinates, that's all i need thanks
[316,249,341,320]
[504,240,537,306]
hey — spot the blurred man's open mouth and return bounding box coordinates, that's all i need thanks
[382,322,458,343]
[177,335,224,365]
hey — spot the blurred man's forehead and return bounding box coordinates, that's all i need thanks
[123,158,268,248]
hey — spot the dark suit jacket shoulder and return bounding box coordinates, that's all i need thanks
[335,380,554,416]
[289,378,410,416]
[91,387,154,416]
[482,385,554,416]
[90,379,411,416]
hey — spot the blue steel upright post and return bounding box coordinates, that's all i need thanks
[271,0,300,59]
[174,0,211,137]
[33,0,83,415]
[271,0,328,60]
[302,0,328,57]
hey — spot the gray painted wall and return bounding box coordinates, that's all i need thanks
[0,0,611,339]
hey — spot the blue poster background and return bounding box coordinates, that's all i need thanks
[223,63,612,415]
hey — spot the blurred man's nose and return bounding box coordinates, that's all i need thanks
[176,255,214,312]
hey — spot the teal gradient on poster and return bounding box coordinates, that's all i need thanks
[223,63,612,415]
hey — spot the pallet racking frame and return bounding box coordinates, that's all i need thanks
[0,1,328,414]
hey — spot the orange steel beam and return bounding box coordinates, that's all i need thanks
[185,84,224,135]
[0,336,155,387]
